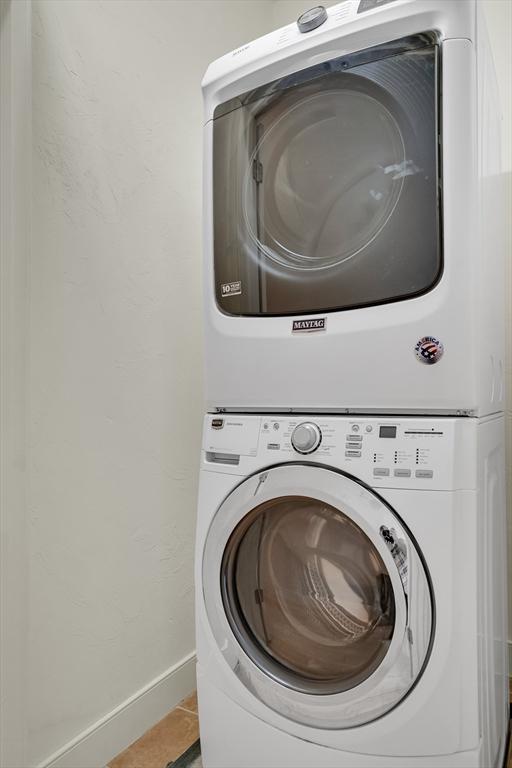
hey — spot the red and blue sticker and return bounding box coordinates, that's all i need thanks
[415,336,444,365]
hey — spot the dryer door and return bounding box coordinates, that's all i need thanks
[212,35,440,317]
[203,464,433,729]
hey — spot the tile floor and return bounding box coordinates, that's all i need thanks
[108,693,199,768]
[109,688,512,768]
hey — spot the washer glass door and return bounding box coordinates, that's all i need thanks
[222,496,395,695]
[212,35,440,316]
[202,464,433,729]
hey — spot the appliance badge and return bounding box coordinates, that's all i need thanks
[221,281,241,297]
[415,336,444,365]
[211,418,224,430]
[292,318,326,334]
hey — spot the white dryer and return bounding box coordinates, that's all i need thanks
[195,413,508,768]
[201,0,506,416]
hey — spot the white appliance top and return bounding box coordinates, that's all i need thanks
[202,0,476,118]
[202,414,477,491]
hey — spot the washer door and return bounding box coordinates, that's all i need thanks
[202,464,433,729]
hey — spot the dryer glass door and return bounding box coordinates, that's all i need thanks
[212,35,440,316]
[202,464,433,728]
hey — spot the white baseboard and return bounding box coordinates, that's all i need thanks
[37,651,197,768]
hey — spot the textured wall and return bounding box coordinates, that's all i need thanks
[0,3,31,767]
[29,1,272,764]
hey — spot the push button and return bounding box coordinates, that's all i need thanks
[347,434,362,442]
[415,469,434,479]
[394,469,411,478]
[345,450,361,458]
[373,468,390,477]
[346,442,361,449]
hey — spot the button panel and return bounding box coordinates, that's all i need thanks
[244,417,450,486]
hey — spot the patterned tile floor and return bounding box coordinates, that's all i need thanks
[108,693,199,768]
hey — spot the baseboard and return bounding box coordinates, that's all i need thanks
[37,651,197,768]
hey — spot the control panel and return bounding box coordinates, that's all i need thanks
[259,418,447,480]
[229,2,357,63]
[203,414,475,490]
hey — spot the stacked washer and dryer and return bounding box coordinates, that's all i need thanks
[196,1,508,767]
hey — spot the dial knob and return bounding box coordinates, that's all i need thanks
[291,422,322,454]
[297,6,328,33]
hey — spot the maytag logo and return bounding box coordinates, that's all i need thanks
[292,318,326,334]
[232,44,250,57]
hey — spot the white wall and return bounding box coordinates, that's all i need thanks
[0,3,31,767]
[29,2,272,766]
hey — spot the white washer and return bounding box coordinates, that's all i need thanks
[195,413,508,767]
[201,0,506,416]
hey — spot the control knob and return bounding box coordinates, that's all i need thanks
[291,422,322,454]
[297,6,328,33]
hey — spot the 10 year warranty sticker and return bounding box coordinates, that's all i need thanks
[221,281,242,297]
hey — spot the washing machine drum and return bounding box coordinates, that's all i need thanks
[202,464,433,729]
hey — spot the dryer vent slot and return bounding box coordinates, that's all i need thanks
[206,451,240,466]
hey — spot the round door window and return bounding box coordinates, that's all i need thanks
[242,82,406,272]
[221,495,396,695]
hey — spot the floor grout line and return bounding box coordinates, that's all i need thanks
[176,706,198,716]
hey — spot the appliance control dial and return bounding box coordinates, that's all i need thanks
[297,6,327,33]
[291,422,322,454]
